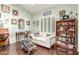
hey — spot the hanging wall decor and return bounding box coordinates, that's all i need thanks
[18,19,25,29]
[33,21,35,24]
[36,20,39,28]
[26,21,30,26]
[11,19,17,24]
[33,21,35,27]
[36,20,39,25]
[1,4,10,13]
[59,10,65,16]
[12,9,18,16]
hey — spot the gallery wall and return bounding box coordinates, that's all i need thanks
[0,4,32,44]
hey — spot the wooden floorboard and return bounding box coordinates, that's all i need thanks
[0,43,78,55]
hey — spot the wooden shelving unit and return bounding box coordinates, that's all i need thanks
[55,19,77,55]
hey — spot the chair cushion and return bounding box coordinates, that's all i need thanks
[21,40,29,48]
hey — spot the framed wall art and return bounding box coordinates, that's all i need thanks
[33,21,35,27]
[12,9,18,16]
[33,21,35,24]
[11,19,17,24]
[36,20,39,25]
[59,10,65,16]
[26,21,30,26]
[36,20,39,28]
[18,19,25,29]
[1,4,10,13]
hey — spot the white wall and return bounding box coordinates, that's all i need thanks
[0,4,32,44]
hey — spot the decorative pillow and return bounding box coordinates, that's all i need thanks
[39,33,46,37]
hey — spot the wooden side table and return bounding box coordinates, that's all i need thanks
[16,31,30,48]
[16,32,25,48]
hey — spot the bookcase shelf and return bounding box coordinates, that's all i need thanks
[55,19,77,55]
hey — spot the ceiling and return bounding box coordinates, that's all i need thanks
[21,4,54,14]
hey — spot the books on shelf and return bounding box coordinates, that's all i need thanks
[56,19,76,48]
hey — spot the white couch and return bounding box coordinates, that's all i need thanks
[31,32,56,48]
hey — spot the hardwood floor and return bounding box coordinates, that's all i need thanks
[0,43,78,55]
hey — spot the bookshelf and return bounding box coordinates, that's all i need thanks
[55,19,77,54]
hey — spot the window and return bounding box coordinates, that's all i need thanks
[40,16,55,32]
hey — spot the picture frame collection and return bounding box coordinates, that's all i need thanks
[0,4,30,29]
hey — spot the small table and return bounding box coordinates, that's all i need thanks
[16,31,31,48]
[16,32,25,47]
[16,32,25,43]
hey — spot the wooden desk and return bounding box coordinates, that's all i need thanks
[16,31,30,43]
[16,31,30,48]
[16,32,25,43]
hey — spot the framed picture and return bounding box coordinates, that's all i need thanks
[18,19,25,29]
[33,21,35,27]
[1,4,10,13]
[11,19,17,24]
[36,20,39,25]
[12,9,18,16]
[33,21,35,24]
[26,21,30,25]
[59,10,65,16]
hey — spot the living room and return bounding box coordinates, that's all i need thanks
[0,4,79,55]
